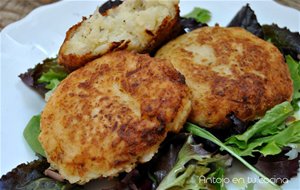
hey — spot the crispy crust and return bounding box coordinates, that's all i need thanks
[141,5,180,54]
[40,51,191,184]
[156,26,293,128]
[58,3,180,71]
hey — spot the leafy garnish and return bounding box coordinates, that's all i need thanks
[149,134,187,184]
[157,136,232,190]
[183,7,211,23]
[225,102,300,157]
[185,123,279,188]
[38,67,68,101]
[20,178,76,190]
[286,55,300,109]
[228,4,264,38]
[255,148,300,184]
[23,115,45,157]
[37,69,67,90]
[19,58,68,97]
[0,159,49,190]
[262,24,300,60]
[207,167,226,190]
[0,159,81,190]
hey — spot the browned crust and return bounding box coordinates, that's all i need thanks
[57,16,88,71]
[58,3,180,71]
[141,4,180,54]
[40,51,191,183]
[156,26,293,128]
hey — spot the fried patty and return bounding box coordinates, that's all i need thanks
[58,0,180,70]
[39,51,192,184]
[156,26,293,128]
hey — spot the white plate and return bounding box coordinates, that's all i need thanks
[1,0,299,189]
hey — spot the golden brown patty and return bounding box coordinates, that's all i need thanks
[156,26,293,128]
[39,51,191,184]
[58,0,180,70]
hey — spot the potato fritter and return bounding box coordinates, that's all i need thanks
[156,26,293,128]
[58,0,180,70]
[39,51,192,184]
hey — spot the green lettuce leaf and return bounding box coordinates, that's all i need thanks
[224,102,300,157]
[207,168,226,190]
[286,55,300,109]
[38,69,67,90]
[23,115,45,157]
[183,7,211,23]
[157,136,232,190]
[228,121,300,157]
[185,123,279,188]
[225,102,293,148]
[19,57,69,97]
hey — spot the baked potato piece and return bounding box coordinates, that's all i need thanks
[156,26,293,128]
[58,0,180,70]
[39,51,192,184]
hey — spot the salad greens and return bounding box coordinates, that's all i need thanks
[23,115,45,157]
[37,68,67,90]
[185,123,279,189]
[183,7,211,23]
[255,149,300,183]
[0,159,49,189]
[286,55,300,108]
[20,177,76,190]
[227,4,264,38]
[207,168,226,190]
[263,24,300,60]
[157,136,231,190]
[0,159,81,190]
[19,58,68,97]
[225,102,300,157]
[186,101,300,188]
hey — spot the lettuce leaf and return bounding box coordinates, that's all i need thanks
[185,123,279,188]
[255,148,300,184]
[286,55,300,109]
[228,121,300,157]
[157,136,232,190]
[0,159,49,189]
[38,69,67,90]
[225,102,293,147]
[0,159,82,190]
[19,58,68,97]
[207,168,226,190]
[23,115,45,157]
[149,134,187,185]
[262,24,300,61]
[19,178,76,190]
[224,102,300,157]
[228,4,264,38]
[183,7,211,23]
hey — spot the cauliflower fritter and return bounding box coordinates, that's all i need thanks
[39,51,191,184]
[58,0,180,70]
[156,26,293,128]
